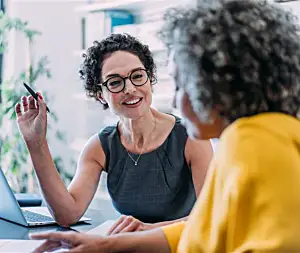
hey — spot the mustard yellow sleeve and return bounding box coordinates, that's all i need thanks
[161,221,186,253]
[177,117,300,253]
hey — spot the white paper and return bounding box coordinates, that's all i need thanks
[0,219,116,252]
[86,220,116,236]
[0,240,43,252]
[0,240,70,252]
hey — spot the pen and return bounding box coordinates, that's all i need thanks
[23,82,50,113]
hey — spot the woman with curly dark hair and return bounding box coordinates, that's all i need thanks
[15,33,213,231]
[30,0,300,252]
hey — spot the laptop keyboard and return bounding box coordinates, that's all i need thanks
[23,210,54,223]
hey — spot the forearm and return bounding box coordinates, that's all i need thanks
[108,228,171,253]
[27,141,78,225]
[151,216,188,229]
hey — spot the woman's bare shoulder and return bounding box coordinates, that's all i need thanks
[79,133,106,168]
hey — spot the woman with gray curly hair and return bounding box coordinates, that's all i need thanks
[31,0,300,252]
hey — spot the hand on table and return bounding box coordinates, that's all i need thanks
[30,231,109,253]
[107,215,154,235]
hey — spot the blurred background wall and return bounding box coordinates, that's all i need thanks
[2,0,298,207]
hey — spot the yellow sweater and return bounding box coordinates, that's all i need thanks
[163,113,300,253]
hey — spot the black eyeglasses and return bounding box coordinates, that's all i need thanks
[101,69,149,93]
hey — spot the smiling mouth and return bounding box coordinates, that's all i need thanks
[123,98,142,105]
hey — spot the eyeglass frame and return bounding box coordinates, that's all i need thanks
[100,68,151,94]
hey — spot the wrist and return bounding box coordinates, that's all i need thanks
[25,139,48,151]
[96,236,116,253]
[103,234,131,253]
[143,222,157,230]
[106,229,170,253]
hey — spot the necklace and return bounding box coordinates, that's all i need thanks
[126,117,157,166]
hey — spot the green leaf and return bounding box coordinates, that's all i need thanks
[0,12,71,193]
[1,142,12,154]
[9,110,17,120]
[55,131,66,142]
[51,113,58,122]
[11,159,20,174]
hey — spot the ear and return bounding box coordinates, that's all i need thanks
[150,75,157,93]
[97,92,108,106]
[150,83,154,93]
[150,76,157,85]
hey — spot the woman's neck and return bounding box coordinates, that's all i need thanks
[119,108,157,149]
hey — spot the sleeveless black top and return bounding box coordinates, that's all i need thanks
[98,116,196,223]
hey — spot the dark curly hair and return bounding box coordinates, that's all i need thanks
[159,0,300,123]
[79,33,157,109]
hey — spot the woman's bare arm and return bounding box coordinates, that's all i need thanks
[29,134,105,226]
[185,138,213,196]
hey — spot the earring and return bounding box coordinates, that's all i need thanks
[99,99,108,106]
[96,91,107,105]
[150,76,157,85]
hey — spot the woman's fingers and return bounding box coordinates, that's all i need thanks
[31,240,62,253]
[30,231,78,247]
[109,216,136,235]
[28,96,36,110]
[16,93,42,117]
[15,103,22,118]
[22,96,29,112]
[107,216,125,235]
[119,220,140,233]
[37,93,47,116]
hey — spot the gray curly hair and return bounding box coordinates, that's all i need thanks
[159,0,300,123]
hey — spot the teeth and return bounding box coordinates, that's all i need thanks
[124,98,140,105]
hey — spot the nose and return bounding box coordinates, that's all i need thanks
[124,78,136,94]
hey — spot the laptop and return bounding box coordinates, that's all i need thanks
[0,168,91,227]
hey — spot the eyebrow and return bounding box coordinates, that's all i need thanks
[104,67,144,80]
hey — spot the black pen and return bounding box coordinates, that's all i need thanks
[23,82,50,113]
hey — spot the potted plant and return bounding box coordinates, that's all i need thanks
[0,11,73,193]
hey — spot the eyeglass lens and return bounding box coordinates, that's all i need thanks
[106,69,148,93]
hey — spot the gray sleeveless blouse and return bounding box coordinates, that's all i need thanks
[98,116,196,223]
